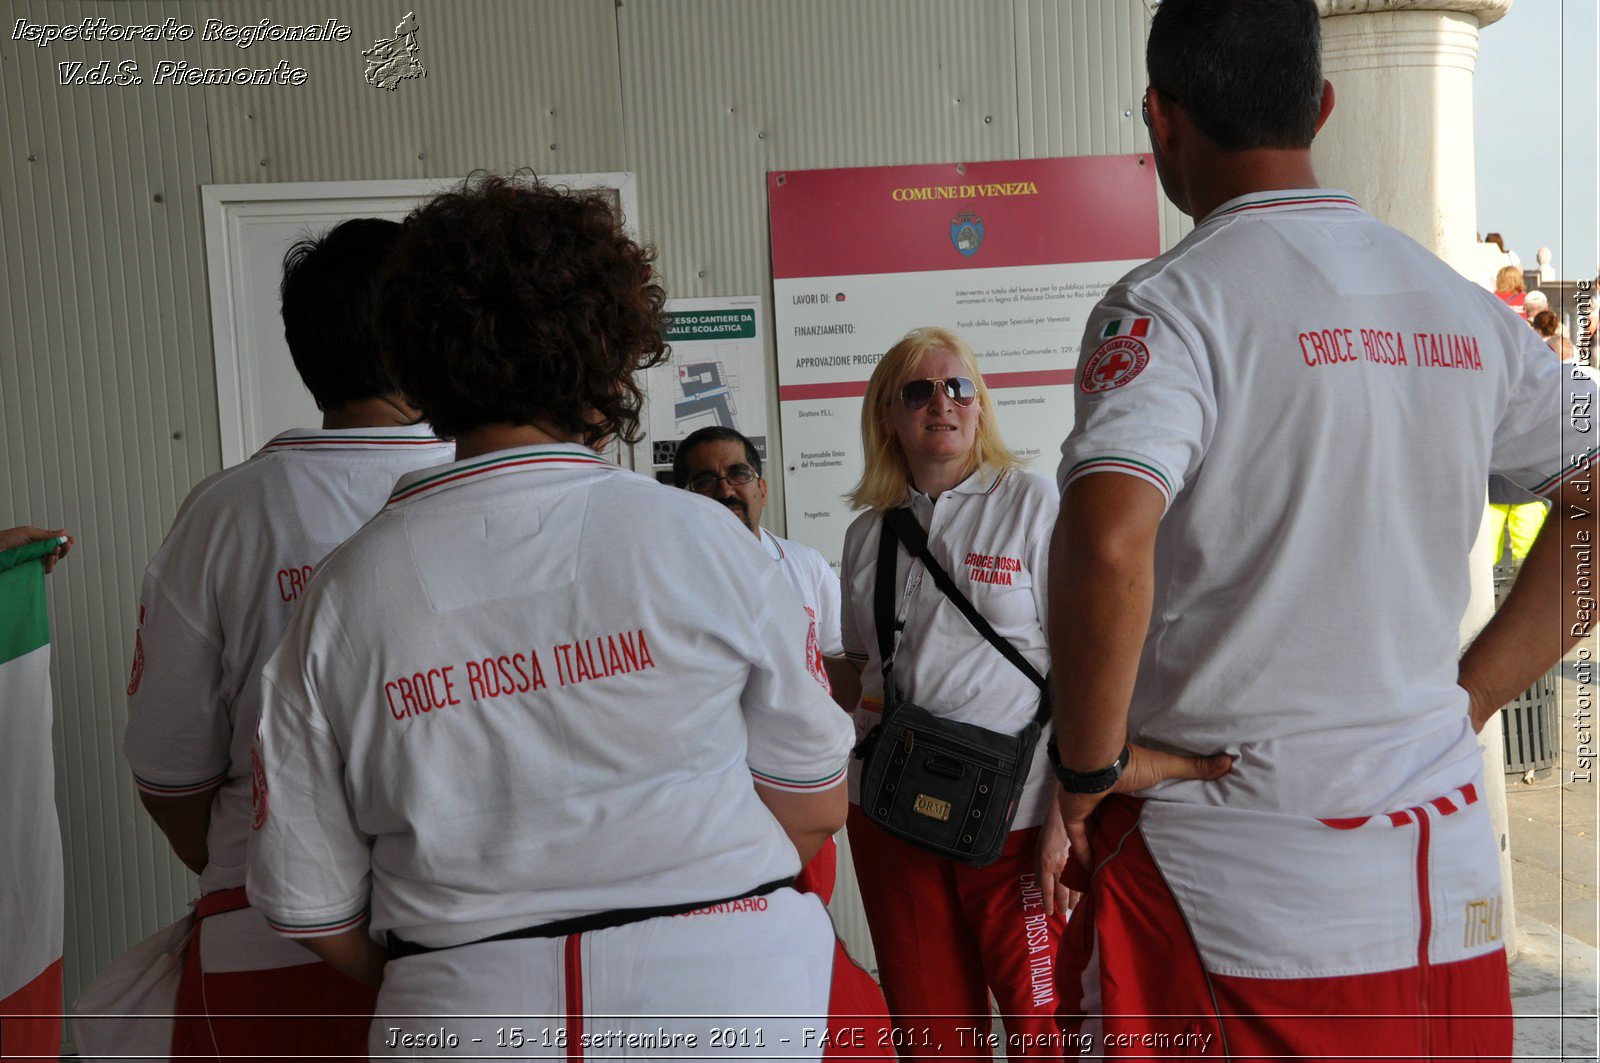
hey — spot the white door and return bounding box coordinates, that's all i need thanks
[201,176,638,468]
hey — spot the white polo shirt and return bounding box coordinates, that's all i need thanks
[246,444,854,947]
[839,467,1057,829]
[123,426,453,895]
[1059,189,1598,818]
[762,528,843,657]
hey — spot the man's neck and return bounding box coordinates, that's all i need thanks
[320,395,422,431]
[1183,148,1322,223]
[452,422,585,460]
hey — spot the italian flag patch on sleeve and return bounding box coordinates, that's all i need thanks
[1100,317,1151,339]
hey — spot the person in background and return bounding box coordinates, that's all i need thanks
[119,219,453,1059]
[1494,263,1527,317]
[1484,231,1521,271]
[1523,288,1549,322]
[246,175,888,1057]
[1049,0,1593,1057]
[835,326,1083,1058]
[1532,308,1577,361]
[673,424,848,902]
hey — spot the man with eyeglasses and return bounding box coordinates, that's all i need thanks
[673,425,850,902]
[1047,0,1592,1056]
[672,426,846,698]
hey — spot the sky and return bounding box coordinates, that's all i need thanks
[1473,0,1598,280]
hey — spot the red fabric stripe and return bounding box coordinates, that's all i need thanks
[389,457,605,505]
[195,885,252,921]
[1414,808,1433,970]
[822,938,895,1059]
[0,957,63,1062]
[1431,795,1459,816]
[1388,809,1413,827]
[171,920,375,1060]
[263,438,444,449]
[794,837,838,906]
[1068,460,1172,500]
[1129,318,1149,337]
[1318,816,1371,830]
[564,934,583,1062]
[1220,196,1359,216]
[778,368,1074,403]
[1462,782,1479,805]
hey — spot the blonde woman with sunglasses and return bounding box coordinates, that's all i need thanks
[836,326,1069,1058]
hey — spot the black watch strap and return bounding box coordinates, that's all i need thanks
[1047,737,1130,795]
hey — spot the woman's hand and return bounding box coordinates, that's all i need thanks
[1037,787,1079,915]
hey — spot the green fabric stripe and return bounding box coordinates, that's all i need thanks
[267,907,369,931]
[1220,193,1357,214]
[752,764,847,787]
[1101,319,1120,339]
[1535,447,1598,493]
[389,449,601,499]
[1069,455,1173,494]
[0,543,53,665]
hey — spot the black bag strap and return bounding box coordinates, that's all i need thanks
[873,506,1050,726]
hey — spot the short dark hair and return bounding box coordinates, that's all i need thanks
[376,173,669,445]
[672,426,762,488]
[279,218,404,411]
[1147,0,1323,151]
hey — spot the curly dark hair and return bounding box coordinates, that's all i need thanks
[376,173,669,445]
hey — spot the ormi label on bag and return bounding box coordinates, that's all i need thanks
[914,794,952,821]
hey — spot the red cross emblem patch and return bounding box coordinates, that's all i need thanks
[1080,336,1150,394]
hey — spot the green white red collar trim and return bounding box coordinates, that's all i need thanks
[761,528,786,561]
[1205,190,1361,223]
[387,446,610,506]
[948,466,1009,497]
[257,427,447,453]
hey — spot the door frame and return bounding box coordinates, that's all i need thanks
[201,174,639,468]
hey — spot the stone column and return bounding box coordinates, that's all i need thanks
[1313,0,1520,956]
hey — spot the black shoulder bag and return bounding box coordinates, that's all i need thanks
[852,506,1050,867]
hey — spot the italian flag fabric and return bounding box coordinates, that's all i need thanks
[0,538,66,1058]
[1100,317,1151,339]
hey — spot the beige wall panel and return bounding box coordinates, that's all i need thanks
[201,0,626,184]
[1,0,217,1010]
[618,0,1021,531]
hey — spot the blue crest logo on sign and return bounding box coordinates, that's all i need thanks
[950,211,984,257]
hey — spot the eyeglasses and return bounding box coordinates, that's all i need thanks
[687,464,760,494]
[898,376,976,412]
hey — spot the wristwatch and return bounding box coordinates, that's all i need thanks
[1047,736,1130,794]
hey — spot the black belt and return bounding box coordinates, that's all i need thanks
[385,877,794,960]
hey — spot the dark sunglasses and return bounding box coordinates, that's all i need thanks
[687,464,760,494]
[898,376,977,412]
